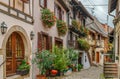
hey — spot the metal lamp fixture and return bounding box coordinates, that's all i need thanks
[1,21,7,34]
[30,31,34,40]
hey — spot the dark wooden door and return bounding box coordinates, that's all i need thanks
[96,52,100,63]
[6,32,24,76]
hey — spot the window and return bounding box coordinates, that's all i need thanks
[40,0,47,8]
[54,3,64,20]
[55,37,63,48]
[38,32,52,51]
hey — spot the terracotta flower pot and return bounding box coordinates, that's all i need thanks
[51,70,58,75]
[36,75,46,79]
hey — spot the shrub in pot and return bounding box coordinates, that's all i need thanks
[33,50,55,79]
[52,46,69,76]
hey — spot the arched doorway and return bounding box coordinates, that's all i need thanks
[6,32,24,76]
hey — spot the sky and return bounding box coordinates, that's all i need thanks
[79,0,114,27]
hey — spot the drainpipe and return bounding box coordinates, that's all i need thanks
[66,11,70,48]
[108,13,115,62]
[108,12,119,78]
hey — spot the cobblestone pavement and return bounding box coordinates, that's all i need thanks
[49,66,103,79]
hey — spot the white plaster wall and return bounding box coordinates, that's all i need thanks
[0,12,33,49]
[99,53,104,66]
[0,55,3,79]
[0,12,33,79]
[33,0,68,51]
[33,1,68,78]
[82,52,90,69]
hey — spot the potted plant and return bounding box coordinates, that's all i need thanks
[79,26,88,37]
[41,9,56,28]
[77,38,90,51]
[78,64,83,71]
[52,46,68,76]
[16,60,30,76]
[72,19,81,29]
[33,50,55,79]
[56,20,67,36]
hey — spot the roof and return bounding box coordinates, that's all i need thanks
[86,17,108,37]
[108,0,118,13]
[57,0,69,12]
[71,0,93,20]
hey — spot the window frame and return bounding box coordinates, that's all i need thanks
[39,0,47,8]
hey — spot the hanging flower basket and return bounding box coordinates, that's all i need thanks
[77,38,90,51]
[20,0,29,3]
[41,9,56,28]
[56,20,67,36]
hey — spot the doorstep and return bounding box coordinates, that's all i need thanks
[6,74,29,79]
[6,75,22,79]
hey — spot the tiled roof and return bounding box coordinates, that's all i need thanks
[86,17,108,37]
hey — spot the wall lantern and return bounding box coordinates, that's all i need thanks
[30,31,34,40]
[1,21,7,34]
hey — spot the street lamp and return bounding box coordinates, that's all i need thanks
[1,21,7,34]
[30,31,34,40]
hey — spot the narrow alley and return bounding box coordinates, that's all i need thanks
[49,66,103,79]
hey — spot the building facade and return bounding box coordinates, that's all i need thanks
[86,17,108,66]
[0,0,34,79]
[32,0,69,78]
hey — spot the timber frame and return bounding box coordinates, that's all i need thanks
[0,1,34,24]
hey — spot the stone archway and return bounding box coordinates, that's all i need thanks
[1,25,31,78]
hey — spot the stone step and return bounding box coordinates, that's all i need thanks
[6,75,29,79]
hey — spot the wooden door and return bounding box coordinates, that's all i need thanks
[96,52,100,63]
[6,32,24,76]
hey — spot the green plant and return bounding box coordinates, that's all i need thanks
[56,20,67,36]
[77,38,90,51]
[17,60,30,71]
[66,48,78,61]
[79,26,88,37]
[41,9,56,28]
[33,50,55,75]
[52,46,68,72]
[72,19,80,29]
[78,64,83,71]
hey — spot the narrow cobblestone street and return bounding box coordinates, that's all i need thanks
[49,66,103,79]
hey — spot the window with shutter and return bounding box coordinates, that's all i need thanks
[48,36,52,51]
[38,32,42,51]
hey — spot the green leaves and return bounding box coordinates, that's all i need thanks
[56,20,67,36]
[41,9,56,28]
[77,38,90,51]
[17,60,30,71]
[33,50,55,75]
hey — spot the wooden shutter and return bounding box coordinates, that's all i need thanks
[44,0,47,8]
[38,32,42,51]
[48,36,52,51]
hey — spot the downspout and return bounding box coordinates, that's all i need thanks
[108,13,115,62]
[67,11,70,48]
